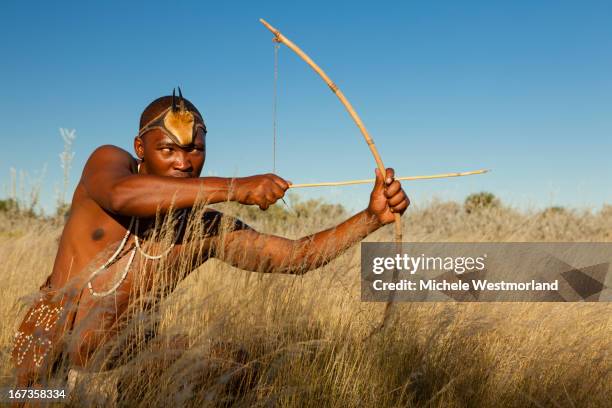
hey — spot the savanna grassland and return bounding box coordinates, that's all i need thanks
[0,196,610,407]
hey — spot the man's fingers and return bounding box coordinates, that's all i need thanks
[276,183,287,198]
[391,198,409,213]
[266,184,286,201]
[270,174,290,191]
[385,167,395,185]
[384,180,401,198]
[264,191,277,206]
[260,194,274,210]
[388,190,406,207]
[374,168,389,191]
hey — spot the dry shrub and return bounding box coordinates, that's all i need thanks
[0,199,610,407]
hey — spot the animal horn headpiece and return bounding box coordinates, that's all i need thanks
[138,87,206,146]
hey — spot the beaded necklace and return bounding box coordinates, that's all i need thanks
[86,162,187,297]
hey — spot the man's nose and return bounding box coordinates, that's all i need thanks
[174,152,193,170]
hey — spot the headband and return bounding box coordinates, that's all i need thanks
[138,88,206,146]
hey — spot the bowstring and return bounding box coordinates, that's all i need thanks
[271,40,295,215]
[273,41,280,174]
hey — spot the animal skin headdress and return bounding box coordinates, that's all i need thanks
[137,88,206,146]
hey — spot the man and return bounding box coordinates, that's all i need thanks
[12,90,409,388]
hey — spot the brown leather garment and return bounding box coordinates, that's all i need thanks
[12,286,81,386]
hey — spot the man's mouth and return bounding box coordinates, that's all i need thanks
[170,172,193,178]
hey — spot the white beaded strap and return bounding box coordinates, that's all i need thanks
[87,248,137,297]
[85,210,186,297]
[134,210,187,260]
[86,217,135,297]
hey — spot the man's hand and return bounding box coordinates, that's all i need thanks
[231,174,290,210]
[366,168,410,225]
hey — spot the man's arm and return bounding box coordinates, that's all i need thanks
[81,145,289,217]
[213,209,383,275]
[213,168,409,274]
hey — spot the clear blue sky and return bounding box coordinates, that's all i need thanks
[1,0,611,214]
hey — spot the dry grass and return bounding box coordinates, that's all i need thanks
[1,199,611,407]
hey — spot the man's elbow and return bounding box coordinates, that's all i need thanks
[281,242,324,275]
[107,185,130,214]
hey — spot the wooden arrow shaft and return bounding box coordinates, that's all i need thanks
[289,169,489,188]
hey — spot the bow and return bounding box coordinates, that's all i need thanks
[260,18,401,335]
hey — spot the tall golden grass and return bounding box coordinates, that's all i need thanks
[1,198,610,407]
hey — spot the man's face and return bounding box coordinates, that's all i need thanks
[134,128,206,178]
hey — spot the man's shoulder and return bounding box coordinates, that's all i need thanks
[83,145,136,172]
[88,145,133,161]
[80,145,136,183]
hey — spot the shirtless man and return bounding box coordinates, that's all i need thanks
[12,90,409,388]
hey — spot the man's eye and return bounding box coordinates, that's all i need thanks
[161,147,173,153]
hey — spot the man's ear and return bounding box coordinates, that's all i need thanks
[134,136,145,160]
